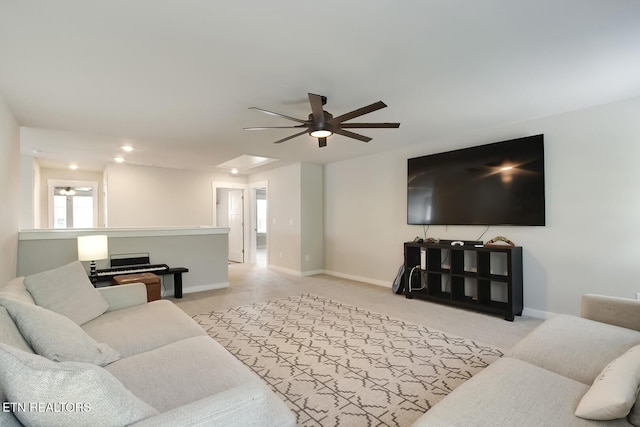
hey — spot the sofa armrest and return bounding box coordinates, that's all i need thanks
[129,383,295,427]
[581,294,640,331]
[97,283,147,312]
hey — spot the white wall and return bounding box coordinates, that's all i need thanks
[300,163,324,274]
[248,163,324,275]
[250,164,302,273]
[0,96,21,283]
[105,163,244,227]
[325,96,640,316]
[20,155,39,229]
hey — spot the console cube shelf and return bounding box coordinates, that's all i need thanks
[404,242,523,321]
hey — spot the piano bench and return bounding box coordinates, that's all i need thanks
[112,273,161,302]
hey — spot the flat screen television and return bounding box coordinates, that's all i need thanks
[407,134,545,226]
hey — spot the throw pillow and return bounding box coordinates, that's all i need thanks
[0,343,158,427]
[23,260,109,325]
[0,298,119,366]
[575,344,640,420]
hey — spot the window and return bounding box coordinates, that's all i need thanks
[48,180,99,228]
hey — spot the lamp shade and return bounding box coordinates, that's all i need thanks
[77,235,109,261]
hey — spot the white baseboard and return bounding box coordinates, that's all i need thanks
[268,265,303,276]
[169,282,229,296]
[269,266,389,286]
[522,307,555,320]
[267,265,328,277]
[324,270,391,288]
[301,269,326,277]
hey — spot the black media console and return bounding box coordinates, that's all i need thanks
[404,242,523,321]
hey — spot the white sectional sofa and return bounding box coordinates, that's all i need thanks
[0,261,296,427]
[412,294,640,426]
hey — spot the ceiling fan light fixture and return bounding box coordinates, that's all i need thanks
[310,129,332,138]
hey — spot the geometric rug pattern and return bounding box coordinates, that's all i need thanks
[192,294,503,426]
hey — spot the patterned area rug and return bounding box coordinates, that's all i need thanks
[192,294,503,426]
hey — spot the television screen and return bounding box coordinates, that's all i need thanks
[407,134,545,226]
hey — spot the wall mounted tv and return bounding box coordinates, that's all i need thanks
[407,134,545,226]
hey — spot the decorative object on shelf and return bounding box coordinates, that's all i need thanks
[77,235,108,284]
[244,93,400,147]
[484,236,515,247]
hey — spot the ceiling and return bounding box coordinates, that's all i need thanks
[1,1,639,174]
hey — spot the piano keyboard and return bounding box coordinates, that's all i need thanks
[95,264,169,277]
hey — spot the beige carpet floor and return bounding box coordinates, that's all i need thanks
[192,293,504,426]
[172,263,543,350]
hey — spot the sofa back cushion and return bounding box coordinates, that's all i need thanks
[24,261,109,325]
[508,314,640,385]
[0,277,35,305]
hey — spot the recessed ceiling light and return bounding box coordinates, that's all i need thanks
[121,145,133,152]
[114,157,125,163]
[230,168,239,175]
[69,164,78,170]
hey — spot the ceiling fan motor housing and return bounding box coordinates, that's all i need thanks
[308,111,334,136]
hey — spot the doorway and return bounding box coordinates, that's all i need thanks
[215,187,245,263]
[212,181,267,266]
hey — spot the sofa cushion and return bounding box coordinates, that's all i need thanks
[0,306,32,353]
[0,276,35,305]
[23,261,109,325]
[0,343,158,427]
[0,306,33,405]
[411,357,631,427]
[576,344,640,420]
[0,297,119,366]
[82,300,206,358]
[129,383,296,427]
[508,314,640,385]
[105,336,289,417]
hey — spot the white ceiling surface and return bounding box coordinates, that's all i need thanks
[1,1,640,173]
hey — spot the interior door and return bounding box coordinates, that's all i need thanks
[228,189,244,263]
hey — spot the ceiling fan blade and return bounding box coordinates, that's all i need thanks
[332,101,387,123]
[249,107,307,124]
[333,129,372,143]
[308,93,326,124]
[272,130,308,144]
[339,122,401,129]
[244,125,306,130]
[318,137,327,148]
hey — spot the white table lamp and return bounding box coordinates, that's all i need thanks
[77,235,109,282]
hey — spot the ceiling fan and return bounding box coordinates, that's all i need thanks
[244,93,400,148]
